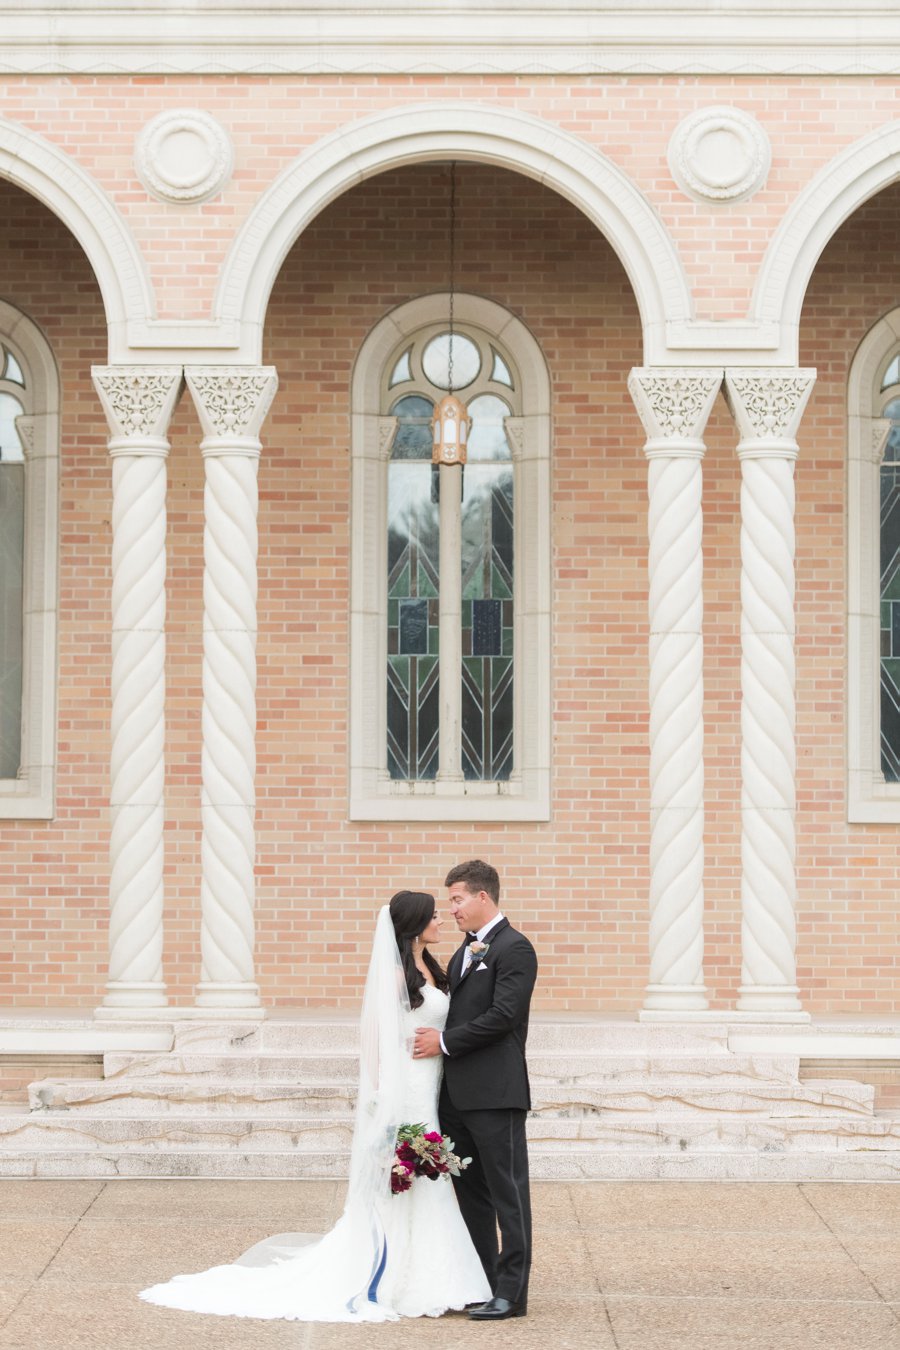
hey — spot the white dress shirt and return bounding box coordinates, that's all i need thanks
[439,912,505,1055]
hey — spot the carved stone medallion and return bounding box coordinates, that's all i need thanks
[135,109,233,205]
[668,106,771,205]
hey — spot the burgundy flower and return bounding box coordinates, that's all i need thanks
[391,1121,471,1195]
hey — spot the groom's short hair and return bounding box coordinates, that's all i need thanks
[444,859,500,905]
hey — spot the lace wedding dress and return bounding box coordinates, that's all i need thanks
[140,948,491,1322]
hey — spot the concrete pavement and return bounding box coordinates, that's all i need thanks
[0,1179,899,1349]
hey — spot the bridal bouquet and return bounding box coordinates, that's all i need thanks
[390,1122,472,1194]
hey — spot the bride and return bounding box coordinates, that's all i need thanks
[139,891,492,1321]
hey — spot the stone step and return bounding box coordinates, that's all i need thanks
[0,1113,355,1152]
[525,1114,900,1151]
[526,1052,800,1084]
[28,1080,359,1115]
[3,1109,895,1155]
[531,1078,875,1117]
[4,1146,900,1182]
[167,1019,733,1057]
[101,1050,800,1084]
[28,1075,875,1118]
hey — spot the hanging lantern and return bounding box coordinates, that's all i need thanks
[432,391,469,465]
[431,162,471,467]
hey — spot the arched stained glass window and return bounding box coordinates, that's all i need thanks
[461,394,514,781]
[387,394,440,779]
[881,396,900,781]
[0,372,27,779]
[0,315,59,819]
[383,329,518,784]
[350,294,550,822]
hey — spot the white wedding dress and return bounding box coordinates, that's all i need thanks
[139,981,491,1321]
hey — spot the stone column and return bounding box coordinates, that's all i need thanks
[186,367,278,1012]
[628,369,721,1015]
[724,369,815,1016]
[92,366,183,1013]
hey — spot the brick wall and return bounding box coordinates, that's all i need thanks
[0,139,898,1015]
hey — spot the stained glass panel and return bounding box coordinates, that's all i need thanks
[387,460,440,779]
[0,462,24,777]
[389,348,412,388]
[461,457,513,781]
[0,393,24,462]
[881,413,900,781]
[422,332,481,390]
[3,350,24,386]
[390,394,434,460]
[491,349,514,388]
[467,394,512,462]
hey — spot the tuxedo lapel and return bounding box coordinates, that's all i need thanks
[451,917,510,990]
[449,940,468,991]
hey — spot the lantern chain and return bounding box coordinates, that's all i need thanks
[448,160,456,396]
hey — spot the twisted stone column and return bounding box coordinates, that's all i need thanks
[629,369,721,1014]
[92,366,183,1013]
[724,370,815,1016]
[186,367,278,1011]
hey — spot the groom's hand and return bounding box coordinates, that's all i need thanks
[413,1027,442,1058]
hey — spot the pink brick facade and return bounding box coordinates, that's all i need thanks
[1,65,899,1017]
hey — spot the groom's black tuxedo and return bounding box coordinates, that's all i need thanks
[439,916,537,1308]
[442,917,536,1110]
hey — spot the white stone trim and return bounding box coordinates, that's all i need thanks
[217,102,689,367]
[0,114,152,358]
[756,123,900,366]
[0,305,59,820]
[5,3,900,76]
[350,294,551,822]
[847,311,900,823]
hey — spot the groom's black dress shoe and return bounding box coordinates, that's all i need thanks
[468,1297,527,1320]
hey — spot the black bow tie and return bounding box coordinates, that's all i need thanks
[466,932,478,942]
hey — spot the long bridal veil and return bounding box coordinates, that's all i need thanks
[139,906,412,1321]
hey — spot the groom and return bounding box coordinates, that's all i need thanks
[413,859,538,1321]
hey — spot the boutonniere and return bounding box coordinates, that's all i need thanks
[468,941,490,965]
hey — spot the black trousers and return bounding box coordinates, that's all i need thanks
[438,1081,532,1305]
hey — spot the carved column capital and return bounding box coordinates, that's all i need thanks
[628,368,722,458]
[14,415,35,460]
[377,416,398,461]
[186,366,278,456]
[724,369,816,459]
[92,366,183,456]
[504,416,525,462]
[870,417,892,465]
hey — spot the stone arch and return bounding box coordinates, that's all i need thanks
[217,101,692,363]
[0,115,153,349]
[755,122,900,361]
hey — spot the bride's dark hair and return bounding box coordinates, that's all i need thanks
[389,890,449,1009]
